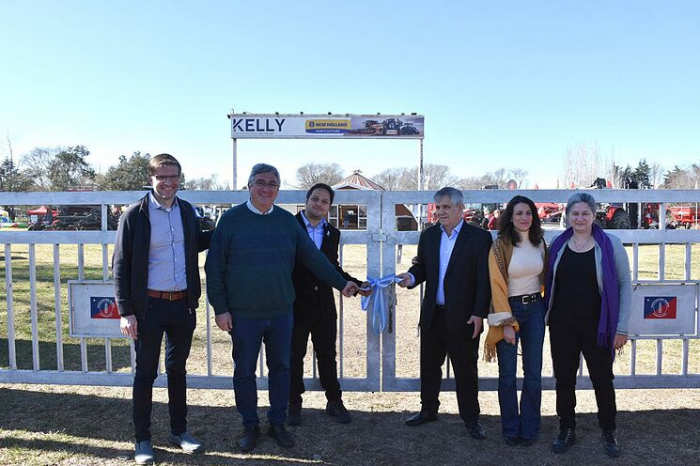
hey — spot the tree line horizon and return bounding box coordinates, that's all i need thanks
[1,140,698,194]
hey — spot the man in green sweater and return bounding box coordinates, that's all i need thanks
[206,163,359,453]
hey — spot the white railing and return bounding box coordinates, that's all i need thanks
[1,189,699,390]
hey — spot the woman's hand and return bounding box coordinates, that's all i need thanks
[503,325,516,345]
[613,333,628,351]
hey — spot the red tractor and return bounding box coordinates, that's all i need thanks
[536,202,563,224]
[595,205,631,229]
[425,203,486,228]
[590,178,632,229]
[669,205,699,229]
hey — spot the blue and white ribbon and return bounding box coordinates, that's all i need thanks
[360,275,403,335]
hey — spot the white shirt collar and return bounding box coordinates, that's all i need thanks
[246,199,274,215]
[440,219,464,238]
[300,210,326,229]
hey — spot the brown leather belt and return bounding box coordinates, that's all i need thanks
[147,289,188,301]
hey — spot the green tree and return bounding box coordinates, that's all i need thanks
[1,136,34,219]
[47,145,96,191]
[98,152,151,190]
[621,164,634,187]
[0,157,33,192]
[635,159,651,188]
[0,157,34,220]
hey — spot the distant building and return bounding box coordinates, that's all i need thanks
[326,170,418,231]
[293,170,419,230]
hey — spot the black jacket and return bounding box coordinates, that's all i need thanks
[292,212,361,321]
[112,193,212,319]
[408,222,492,335]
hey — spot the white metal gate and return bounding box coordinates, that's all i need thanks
[1,189,699,391]
[380,189,700,391]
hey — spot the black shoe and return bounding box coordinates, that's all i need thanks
[238,426,260,453]
[326,399,352,424]
[503,436,519,446]
[519,437,537,447]
[287,401,302,426]
[467,421,486,440]
[405,410,438,426]
[268,424,295,448]
[552,428,576,454]
[602,429,622,458]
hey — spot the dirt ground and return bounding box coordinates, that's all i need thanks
[2,383,700,466]
[3,246,700,465]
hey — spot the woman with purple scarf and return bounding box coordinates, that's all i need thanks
[545,193,631,458]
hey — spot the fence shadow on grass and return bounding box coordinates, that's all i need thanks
[0,338,132,372]
[1,387,699,466]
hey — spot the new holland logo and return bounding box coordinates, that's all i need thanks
[643,296,677,319]
[305,119,350,134]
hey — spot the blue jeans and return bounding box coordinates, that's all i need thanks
[496,297,545,439]
[231,313,294,427]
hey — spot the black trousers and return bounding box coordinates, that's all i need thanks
[133,297,195,441]
[289,308,341,404]
[420,307,481,425]
[550,321,617,431]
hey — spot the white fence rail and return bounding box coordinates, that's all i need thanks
[1,189,699,391]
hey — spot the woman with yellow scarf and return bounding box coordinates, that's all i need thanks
[485,195,547,447]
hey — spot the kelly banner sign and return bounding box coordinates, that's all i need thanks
[627,284,698,336]
[230,113,424,139]
[69,281,124,338]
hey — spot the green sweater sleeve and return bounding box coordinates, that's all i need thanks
[204,213,231,314]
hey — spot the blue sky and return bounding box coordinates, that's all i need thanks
[1,1,698,188]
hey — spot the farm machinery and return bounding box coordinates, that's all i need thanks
[352,118,420,136]
[29,205,119,231]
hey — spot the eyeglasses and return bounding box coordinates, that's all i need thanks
[154,175,180,182]
[252,180,280,189]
